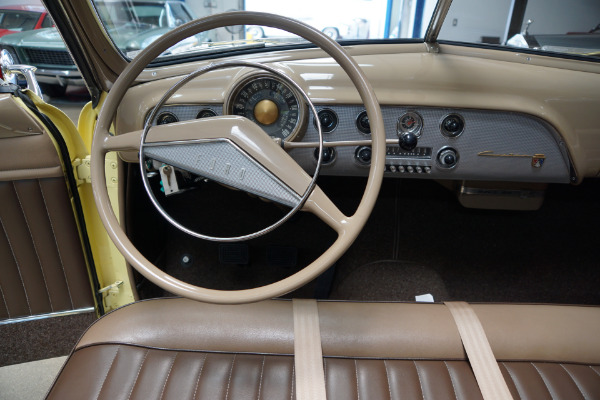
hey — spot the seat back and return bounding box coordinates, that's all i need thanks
[47,298,600,399]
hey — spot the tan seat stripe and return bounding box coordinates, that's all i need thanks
[445,301,514,400]
[293,299,327,400]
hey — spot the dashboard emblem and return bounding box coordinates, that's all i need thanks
[531,155,546,168]
[478,151,546,168]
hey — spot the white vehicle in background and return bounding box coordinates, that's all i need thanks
[245,0,370,40]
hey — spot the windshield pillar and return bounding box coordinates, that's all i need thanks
[424,0,453,44]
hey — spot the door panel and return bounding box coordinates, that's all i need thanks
[0,93,94,321]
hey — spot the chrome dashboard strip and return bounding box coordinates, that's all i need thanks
[284,139,399,149]
[0,307,95,326]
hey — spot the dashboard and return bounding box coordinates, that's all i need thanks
[145,75,573,184]
[114,45,600,191]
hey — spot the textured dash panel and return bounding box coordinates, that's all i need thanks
[151,104,571,183]
[0,178,94,320]
[149,104,224,126]
[291,105,572,183]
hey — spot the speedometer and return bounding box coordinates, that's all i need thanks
[227,74,307,141]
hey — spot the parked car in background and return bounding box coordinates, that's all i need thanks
[0,5,53,38]
[0,1,201,97]
[247,16,370,40]
[245,0,370,40]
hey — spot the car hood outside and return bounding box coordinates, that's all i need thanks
[0,24,195,53]
[0,29,19,38]
[0,27,65,50]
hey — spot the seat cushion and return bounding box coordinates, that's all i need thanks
[46,298,600,399]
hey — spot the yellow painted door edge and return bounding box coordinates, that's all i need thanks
[23,90,136,312]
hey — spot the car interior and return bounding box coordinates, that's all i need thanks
[0,0,599,399]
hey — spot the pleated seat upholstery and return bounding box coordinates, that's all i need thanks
[46,298,600,399]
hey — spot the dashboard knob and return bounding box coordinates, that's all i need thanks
[440,114,465,137]
[196,108,217,119]
[399,132,418,151]
[437,148,459,168]
[314,109,338,133]
[314,147,336,165]
[356,110,371,134]
[157,111,178,125]
[355,146,372,165]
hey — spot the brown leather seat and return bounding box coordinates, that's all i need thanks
[47,298,600,399]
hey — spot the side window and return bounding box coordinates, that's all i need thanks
[438,0,600,60]
[41,15,54,28]
[170,4,194,26]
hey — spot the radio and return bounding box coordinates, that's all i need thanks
[385,146,432,174]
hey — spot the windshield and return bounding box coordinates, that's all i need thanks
[0,10,41,32]
[92,0,436,59]
[91,0,600,61]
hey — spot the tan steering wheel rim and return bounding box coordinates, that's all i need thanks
[91,11,385,304]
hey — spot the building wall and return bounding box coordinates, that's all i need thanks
[438,0,600,44]
[524,0,600,34]
[438,0,512,43]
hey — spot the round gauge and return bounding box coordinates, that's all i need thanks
[157,111,179,125]
[227,75,307,141]
[397,111,423,137]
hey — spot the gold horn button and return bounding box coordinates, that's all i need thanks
[254,99,279,125]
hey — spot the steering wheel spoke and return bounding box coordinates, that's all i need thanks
[102,130,140,152]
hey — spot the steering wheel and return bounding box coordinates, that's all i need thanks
[91,11,385,304]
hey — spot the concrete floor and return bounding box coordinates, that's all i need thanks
[0,356,67,400]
